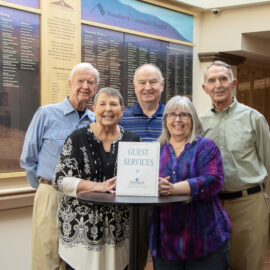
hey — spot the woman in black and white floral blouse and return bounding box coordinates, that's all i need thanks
[53,87,140,270]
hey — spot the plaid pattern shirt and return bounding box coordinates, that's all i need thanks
[149,137,231,260]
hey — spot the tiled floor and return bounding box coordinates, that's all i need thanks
[145,257,153,270]
[264,234,270,270]
[145,234,270,270]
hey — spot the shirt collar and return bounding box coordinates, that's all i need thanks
[62,97,76,115]
[131,102,165,117]
[62,97,95,121]
[211,97,238,114]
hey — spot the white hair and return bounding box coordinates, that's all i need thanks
[69,62,100,85]
[204,61,234,82]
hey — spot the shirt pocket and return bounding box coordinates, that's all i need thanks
[226,127,254,155]
[47,129,72,158]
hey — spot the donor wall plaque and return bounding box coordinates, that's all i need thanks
[82,25,193,106]
[0,5,40,172]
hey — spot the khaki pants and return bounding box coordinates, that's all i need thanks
[32,183,64,270]
[221,191,269,270]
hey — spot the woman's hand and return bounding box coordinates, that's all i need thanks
[77,177,116,194]
[159,176,174,196]
[100,176,116,194]
[159,177,191,196]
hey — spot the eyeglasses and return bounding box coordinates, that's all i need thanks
[166,112,191,120]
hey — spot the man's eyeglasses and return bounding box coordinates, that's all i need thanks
[166,112,191,120]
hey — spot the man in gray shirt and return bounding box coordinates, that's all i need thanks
[200,60,270,270]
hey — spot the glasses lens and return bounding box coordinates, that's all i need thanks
[167,113,176,119]
[167,112,190,120]
[180,112,189,118]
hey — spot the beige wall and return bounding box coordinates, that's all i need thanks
[200,4,270,52]
[191,12,212,115]
[0,207,32,270]
[192,3,270,115]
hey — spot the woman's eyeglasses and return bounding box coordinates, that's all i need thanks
[166,112,191,120]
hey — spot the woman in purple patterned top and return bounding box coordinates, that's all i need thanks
[149,96,231,270]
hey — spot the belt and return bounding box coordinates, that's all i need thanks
[39,177,52,185]
[219,185,263,200]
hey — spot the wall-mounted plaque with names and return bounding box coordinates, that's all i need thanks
[124,34,162,106]
[162,42,193,101]
[0,5,40,172]
[82,25,193,107]
[82,25,124,103]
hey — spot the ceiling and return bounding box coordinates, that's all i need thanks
[245,31,270,40]
[173,0,270,9]
[228,31,270,66]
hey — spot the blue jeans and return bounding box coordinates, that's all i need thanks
[152,239,230,270]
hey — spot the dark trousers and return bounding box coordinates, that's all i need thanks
[152,239,230,270]
[137,206,153,270]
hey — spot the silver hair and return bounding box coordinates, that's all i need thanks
[133,63,164,82]
[69,62,100,85]
[93,87,124,107]
[204,60,234,82]
[158,95,203,145]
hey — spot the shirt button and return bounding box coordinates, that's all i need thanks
[172,171,175,174]
[201,189,204,193]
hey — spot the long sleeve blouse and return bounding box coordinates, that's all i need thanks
[53,125,140,270]
[149,136,231,260]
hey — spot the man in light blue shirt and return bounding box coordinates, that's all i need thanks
[20,62,99,270]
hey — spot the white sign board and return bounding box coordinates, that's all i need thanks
[116,141,160,196]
